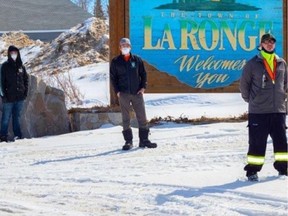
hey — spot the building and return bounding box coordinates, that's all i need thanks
[0,0,92,41]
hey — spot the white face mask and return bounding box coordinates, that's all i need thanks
[11,54,17,61]
[121,47,131,55]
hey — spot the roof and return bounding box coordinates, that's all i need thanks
[0,0,93,32]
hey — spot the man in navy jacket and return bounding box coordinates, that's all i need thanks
[110,38,157,150]
[0,45,29,141]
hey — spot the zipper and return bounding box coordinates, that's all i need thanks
[126,59,131,94]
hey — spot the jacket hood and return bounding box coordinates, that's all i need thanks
[7,45,23,66]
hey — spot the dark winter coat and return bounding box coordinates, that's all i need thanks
[1,46,29,103]
[240,53,287,114]
[110,53,147,95]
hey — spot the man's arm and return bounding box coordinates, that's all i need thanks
[138,57,147,90]
[23,66,29,97]
[240,62,252,103]
[109,60,120,95]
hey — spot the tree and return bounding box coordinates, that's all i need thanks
[94,0,105,19]
[106,1,109,18]
[71,0,92,12]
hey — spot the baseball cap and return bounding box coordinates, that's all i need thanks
[261,33,276,43]
[119,38,131,46]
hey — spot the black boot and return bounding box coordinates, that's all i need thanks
[0,135,7,142]
[246,171,259,181]
[122,128,133,150]
[139,128,157,148]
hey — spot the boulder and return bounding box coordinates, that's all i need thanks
[0,75,70,138]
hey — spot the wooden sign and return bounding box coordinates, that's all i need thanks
[109,0,288,104]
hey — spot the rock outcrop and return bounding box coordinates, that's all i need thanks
[0,75,70,138]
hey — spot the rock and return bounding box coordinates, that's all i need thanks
[69,109,138,131]
[0,75,70,138]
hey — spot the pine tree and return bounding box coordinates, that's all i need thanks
[106,1,109,18]
[71,0,91,12]
[94,0,105,20]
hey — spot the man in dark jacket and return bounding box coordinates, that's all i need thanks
[110,38,157,150]
[0,45,29,142]
[240,33,288,181]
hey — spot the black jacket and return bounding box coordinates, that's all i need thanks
[110,53,147,95]
[1,46,29,103]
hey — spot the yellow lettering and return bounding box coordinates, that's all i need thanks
[161,24,176,49]
[194,72,230,88]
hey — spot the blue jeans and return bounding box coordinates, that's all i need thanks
[1,100,24,138]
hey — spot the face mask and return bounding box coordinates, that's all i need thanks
[11,54,17,61]
[121,47,131,55]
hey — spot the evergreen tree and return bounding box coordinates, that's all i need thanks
[71,0,92,12]
[94,0,105,20]
[106,1,109,18]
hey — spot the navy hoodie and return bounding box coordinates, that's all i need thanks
[1,45,29,102]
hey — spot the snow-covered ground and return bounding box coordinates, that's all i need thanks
[0,121,287,215]
[0,61,287,215]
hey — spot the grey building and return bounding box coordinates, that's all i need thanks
[0,0,92,41]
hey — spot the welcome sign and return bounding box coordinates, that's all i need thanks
[129,0,283,89]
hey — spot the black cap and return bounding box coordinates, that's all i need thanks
[261,33,276,43]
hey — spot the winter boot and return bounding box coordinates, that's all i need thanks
[122,128,133,150]
[278,170,287,176]
[246,171,258,182]
[0,135,7,142]
[139,128,157,148]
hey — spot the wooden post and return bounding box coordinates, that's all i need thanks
[109,0,129,105]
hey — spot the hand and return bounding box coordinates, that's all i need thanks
[137,88,145,95]
[117,92,120,98]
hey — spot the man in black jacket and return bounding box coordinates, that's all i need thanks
[0,45,29,142]
[110,38,157,150]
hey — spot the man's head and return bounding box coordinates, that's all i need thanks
[8,45,19,61]
[119,38,131,55]
[260,33,276,53]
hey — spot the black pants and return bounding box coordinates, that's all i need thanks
[245,113,288,173]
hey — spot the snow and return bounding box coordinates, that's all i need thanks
[0,61,287,215]
[68,62,110,108]
[20,45,44,66]
[0,122,287,215]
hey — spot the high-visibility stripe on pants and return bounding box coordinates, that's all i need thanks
[274,152,288,161]
[247,155,265,165]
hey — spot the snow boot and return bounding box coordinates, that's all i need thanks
[139,128,157,148]
[278,170,287,176]
[122,128,133,150]
[0,135,7,142]
[246,171,258,182]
